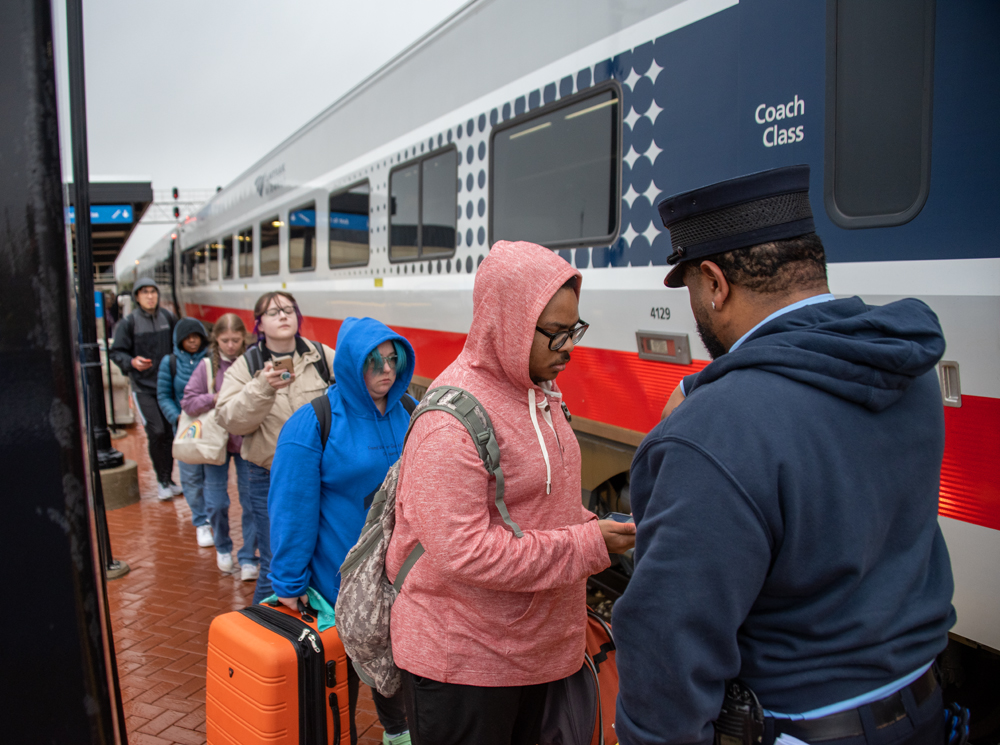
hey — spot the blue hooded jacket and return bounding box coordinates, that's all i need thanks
[614,297,956,745]
[156,317,208,428]
[268,317,416,605]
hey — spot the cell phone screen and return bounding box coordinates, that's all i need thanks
[607,512,635,524]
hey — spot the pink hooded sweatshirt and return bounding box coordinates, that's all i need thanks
[387,240,610,687]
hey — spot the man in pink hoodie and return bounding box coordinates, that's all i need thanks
[387,240,636,745]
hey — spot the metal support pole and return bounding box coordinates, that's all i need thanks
[65,0,124,474]
[0,0,127,740]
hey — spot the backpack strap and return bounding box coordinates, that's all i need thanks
[392,386,521,593]
[309,339,331,385]
[244,345,265,377]
[170,353,176,378]
[407,385,522,539]
[310,393,333,451]
[204,357,216,395]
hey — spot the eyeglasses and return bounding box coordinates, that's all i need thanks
[535,321,589,351]
[262,305,295,318]
[366,353,399,372]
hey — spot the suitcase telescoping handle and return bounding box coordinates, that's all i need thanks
[296,598,320,623]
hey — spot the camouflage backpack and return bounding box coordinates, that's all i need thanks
[335,386,523,696]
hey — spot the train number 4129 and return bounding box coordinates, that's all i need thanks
[650,307,671,320]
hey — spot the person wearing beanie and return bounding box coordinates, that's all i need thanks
[109,278,178,498]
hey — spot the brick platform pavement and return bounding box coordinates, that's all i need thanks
[105,424,385,745]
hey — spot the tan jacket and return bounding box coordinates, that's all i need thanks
[215,338,335,469]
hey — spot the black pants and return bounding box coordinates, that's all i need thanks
[346,658,408,744]
[134,389,173,485]
[765,687,944,745]
[400,669,549,745]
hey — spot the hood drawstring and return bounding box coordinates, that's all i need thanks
[528,388,552,495]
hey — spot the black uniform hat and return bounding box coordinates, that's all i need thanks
[658,164,814,288]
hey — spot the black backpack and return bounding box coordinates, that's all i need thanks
[310,392,417,451]
[244,339,331,385]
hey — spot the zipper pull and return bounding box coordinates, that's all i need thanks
[299,630,321,654]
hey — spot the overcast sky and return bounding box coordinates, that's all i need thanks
[71,0,470,274]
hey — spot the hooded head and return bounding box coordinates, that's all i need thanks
[133,277,160,313]
[173,317,208,354]
[333,317,416,416]
[466,241,581,392]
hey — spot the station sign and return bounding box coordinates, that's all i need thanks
[67,205,134,224]
[287,210,369,232]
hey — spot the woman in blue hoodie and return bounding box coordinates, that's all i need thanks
[268,317,415,745]
[156,317,213,548]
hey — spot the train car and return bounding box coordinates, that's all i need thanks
[130,0,1000,727]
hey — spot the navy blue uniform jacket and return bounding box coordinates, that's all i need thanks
[614,297,955,745]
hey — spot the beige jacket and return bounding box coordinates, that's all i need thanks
[215,338,335,469]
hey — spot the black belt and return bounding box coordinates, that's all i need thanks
[771,667,938,743]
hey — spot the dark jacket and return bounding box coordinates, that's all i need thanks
[268,317,416,605]
[109,278,175,393]
[156,317,208,428]
[614,297,956,745]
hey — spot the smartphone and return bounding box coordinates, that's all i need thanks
[272,356,294,374]
[606,512,634,524]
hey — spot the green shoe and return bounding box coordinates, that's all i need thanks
[383,732,411,745]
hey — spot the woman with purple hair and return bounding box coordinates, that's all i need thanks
[216,291,335,602]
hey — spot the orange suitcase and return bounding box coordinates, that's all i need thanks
[206,601,350,745]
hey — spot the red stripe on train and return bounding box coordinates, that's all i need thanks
[188,303,1000,532]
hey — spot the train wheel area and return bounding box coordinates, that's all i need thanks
[105,424,387,745]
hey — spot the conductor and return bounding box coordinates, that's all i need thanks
[613,166,956,745]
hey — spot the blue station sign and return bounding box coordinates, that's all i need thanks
[67,205,134,224]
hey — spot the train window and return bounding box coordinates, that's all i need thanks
[208,241,219,281]
[221,236,233,280]
[389,147,457,261]
[421,150,458,258]
[491,82,619,248]
[198,245,210,284]
[289,202,316,272]
[329,182,370,268]
[390,163,420,260]
[824,0,935,228]
[182,247,197,286]
[259,216,280,275]
[238,227,253,278]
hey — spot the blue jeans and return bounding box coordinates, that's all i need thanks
[248,462,273,603]
[177,460,208,527]
[204,451,257,565]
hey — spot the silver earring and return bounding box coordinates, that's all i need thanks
[711,301,716,310]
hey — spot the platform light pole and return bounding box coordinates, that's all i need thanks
[65,0,130,585]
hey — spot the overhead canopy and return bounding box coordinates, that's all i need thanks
[67,180,152,280]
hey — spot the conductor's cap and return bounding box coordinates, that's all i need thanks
[658,165,815,288]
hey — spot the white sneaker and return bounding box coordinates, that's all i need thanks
[169,482,184,496]
[240,564,259,582]
[196,524,214,547]
[217,551,234,573]
[157,483,174,501]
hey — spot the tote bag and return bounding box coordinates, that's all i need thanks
[172,358,228,465]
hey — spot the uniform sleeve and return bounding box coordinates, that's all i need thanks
[613,437,773,745]
[215,356,277,435]
[393,417,609,593]
[156,356,181,426]
[109,315,134,374]
[181,360,215,416]
[267,406,324,599]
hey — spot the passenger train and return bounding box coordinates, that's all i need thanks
[127,0,1000,727]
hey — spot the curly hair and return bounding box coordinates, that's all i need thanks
[695,232,828,294]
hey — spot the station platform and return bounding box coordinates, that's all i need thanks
[106,424,386,745]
